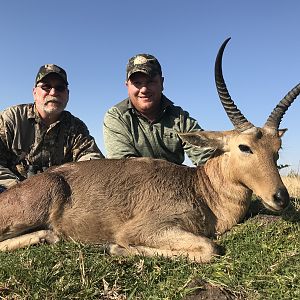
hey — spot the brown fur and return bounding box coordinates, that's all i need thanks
[0,127,289,263]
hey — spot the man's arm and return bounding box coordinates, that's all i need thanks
[179,110,215,166]
[0,112,21,189]
[103,108,140,159]
[0,166,19,189]
[70,120,105,162]
[0,138,20,189]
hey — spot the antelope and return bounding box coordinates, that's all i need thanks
[0,38,299,263]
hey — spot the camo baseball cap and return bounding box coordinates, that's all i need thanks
[126,54,162,80]
[35,64,68,86]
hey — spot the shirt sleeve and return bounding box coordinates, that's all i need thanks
[103,107,140,159]
[70,120,105,161]
[180,110,215,166]
[0,116,21,188]
[0,165,20,188]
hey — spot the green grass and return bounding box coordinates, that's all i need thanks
[0,199,299,300]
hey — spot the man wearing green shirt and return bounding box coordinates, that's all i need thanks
[103,54,214,165]
[0,64,104,192]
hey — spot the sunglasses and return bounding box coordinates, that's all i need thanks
[37,83,67,93]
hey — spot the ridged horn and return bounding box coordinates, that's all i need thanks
[264,82,300,130]
[215,38,254,131]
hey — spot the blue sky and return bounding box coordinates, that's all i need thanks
[1,1,299,174]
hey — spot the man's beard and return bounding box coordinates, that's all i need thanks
[40,96,68,115]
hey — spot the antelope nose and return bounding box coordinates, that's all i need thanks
[274,187,290,209]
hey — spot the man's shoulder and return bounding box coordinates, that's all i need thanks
[163,96,186,116]
[61,111,86,126]
[61,111,95,134]
[109,98,130,115]
[162,96,199,128]
[1,103,34,120]
[1,103,33,112]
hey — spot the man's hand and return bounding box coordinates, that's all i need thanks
[0,185,6,193]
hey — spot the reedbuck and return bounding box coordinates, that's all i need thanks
[0,38,299,262]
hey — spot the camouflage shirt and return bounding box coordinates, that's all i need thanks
[103,95,214,165]
[0,103,104,188]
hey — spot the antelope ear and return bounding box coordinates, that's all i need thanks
[278,128,287,138]
[178,131,226,150]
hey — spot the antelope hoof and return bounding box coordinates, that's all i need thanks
[40,230,60,245]
[107,243,129,256]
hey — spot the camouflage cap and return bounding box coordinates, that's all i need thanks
[35,64,68,86]
[126,54,162,80]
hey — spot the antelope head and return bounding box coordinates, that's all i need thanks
[181,38,300,212]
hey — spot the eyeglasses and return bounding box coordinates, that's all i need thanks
[36,83,67,93]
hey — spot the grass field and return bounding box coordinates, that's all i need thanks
[0,179,299,299]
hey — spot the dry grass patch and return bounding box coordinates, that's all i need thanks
[281,174,300,200]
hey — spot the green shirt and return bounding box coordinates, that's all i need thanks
[103,95,214,165]
[0,103,104,188]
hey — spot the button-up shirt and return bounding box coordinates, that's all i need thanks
[103,95,214,165]
[0,103,104,188]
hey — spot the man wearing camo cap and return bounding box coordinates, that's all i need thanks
[103,54,214,165]
[0,64,104,193]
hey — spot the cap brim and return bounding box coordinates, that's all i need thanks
[36,72,68,85]
[127,68,159,80]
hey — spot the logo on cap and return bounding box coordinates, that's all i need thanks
[44,64,61,73]
[126,54,162,80]
[133,56,148,65]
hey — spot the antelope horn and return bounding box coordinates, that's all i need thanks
[264,82,300,130]
[215,38,254,131]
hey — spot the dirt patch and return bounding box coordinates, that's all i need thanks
[183,279,242,300]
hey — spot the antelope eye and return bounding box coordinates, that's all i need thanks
[239,144,253,154]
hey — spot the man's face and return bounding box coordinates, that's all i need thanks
[126,72,164,118]
[33,73,69,120]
